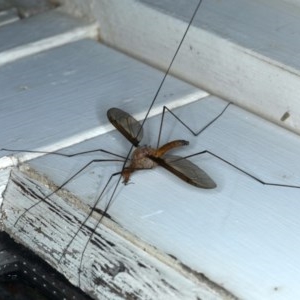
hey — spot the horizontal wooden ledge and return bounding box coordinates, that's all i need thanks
[60,0,300,135]
[0,8,19,27]
[0,9,98,66]
[1,167,236,300]
[0,39,206,170]
[2,95,300,300]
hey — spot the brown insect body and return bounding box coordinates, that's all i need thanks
[122,146,157,184]
[107,107,216,189]
[122,140,189,184]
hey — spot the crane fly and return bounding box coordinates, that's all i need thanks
[4,0,213,290]
[107,107,216,189]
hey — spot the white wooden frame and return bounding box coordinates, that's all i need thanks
[60,0,300,134]
[1,1,300,299]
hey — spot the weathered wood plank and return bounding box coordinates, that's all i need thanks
[0,39,206,169]
[0,8,19,27]
[0,9,98,66]
[3,95,300,300]
[1,3,300,299]
[2,168,234,300]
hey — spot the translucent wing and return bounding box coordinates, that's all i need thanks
[107,108,143,147]
[150,154,216,189]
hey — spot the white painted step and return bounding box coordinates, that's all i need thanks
[0,8,19,27]
[1,2,300,300]
[3,93,300,300]
[0,39,205,167]
[0,9,98,66]
[0,37,213,298]
[61,0,300,134]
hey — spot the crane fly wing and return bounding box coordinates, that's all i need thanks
[107,108,143,147]
[150,154,216,189]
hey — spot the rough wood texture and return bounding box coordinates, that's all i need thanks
[3,95,300,300]
[0,8,19,26]
[2,168,234,300]
[2,2,300,300]
[0,9,98,66]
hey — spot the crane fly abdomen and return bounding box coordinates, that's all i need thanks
[155,140,189,156]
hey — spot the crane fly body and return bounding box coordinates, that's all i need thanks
[107,107,216,188]
[3,2,216,289]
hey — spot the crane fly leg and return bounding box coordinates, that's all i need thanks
[156,103,231,148]
[186,150,300,189]
[13,158,125,227]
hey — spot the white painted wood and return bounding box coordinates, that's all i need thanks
[0,8,19,26]
[3,94,300,300]
[0,37,213,298]
[2,168,234,300]
[1,3,300,300]
[0,9,98,66]
[60,0,300,135]
[283,0,300,7]
[0,39,206,168]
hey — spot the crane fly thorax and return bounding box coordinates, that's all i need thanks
[121,145,158,184]
[130,146,158,169]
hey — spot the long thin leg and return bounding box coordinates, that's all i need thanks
[155,102,300,189]
[77,171,124,287]
[58,171,122,265]
[183,150,300,189]
[138,0,203,134]
[156,102,231,148]
[74,0,205,278]
[2,147,127,160]
[14,158,125,227]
